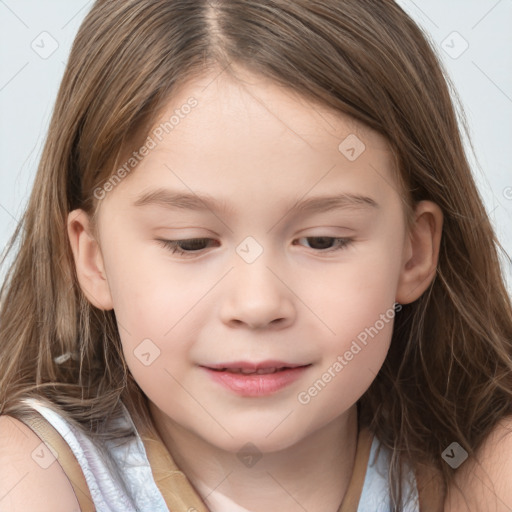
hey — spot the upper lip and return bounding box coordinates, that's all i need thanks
[203,360,310,371]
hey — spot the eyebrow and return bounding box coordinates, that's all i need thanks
[132,188,379,215]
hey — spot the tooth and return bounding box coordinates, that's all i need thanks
[257,368,278,374]
[223,367,290,375]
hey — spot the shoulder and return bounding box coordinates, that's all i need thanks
[0,414,81,512]
[444,414,512,511]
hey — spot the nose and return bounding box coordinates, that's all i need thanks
[219,257,296,330]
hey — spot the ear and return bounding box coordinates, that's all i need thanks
[395,200,443,305]
[67,209,114,310]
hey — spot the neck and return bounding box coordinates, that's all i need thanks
[148,403,359,512]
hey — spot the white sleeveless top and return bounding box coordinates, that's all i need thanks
[21,397,419,511]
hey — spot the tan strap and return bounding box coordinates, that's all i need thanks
[14,410,96,512]
[338,426,373,512]
[415,461,445,511]
[133,413,209,512]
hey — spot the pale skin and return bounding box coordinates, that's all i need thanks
[1,71,511,512]
[63,67,447,510]
[64,64,510,512]
[66,67,443,511]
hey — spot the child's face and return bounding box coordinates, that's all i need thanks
[73,67,430,453]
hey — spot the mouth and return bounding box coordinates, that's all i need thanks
[206,366,309,375]
[201,362,312,396]
[202,360,311,375]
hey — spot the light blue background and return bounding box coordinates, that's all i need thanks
[0,0,511,295]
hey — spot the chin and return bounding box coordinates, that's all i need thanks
[201,424,306,455]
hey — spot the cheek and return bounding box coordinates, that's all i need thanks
[103,240,209,333]
[298,238,401,395]
[305,244,402,334]
[296,299,397,417]
[109,266,195,408]
[297,332,390,426]
[99,250,184,384]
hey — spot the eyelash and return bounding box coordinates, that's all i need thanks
[156,236,353,257]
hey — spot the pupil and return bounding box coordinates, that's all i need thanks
[182,238,206,250]
[310,237,332,249]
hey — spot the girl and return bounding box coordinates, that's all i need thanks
[1,1,512,511]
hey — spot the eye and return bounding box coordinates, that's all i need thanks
[157,236,353,258]
[156,238,218,257]
[293,236,353,252]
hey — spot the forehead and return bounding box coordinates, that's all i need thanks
[157,66,389,152]
[99,67,402,220]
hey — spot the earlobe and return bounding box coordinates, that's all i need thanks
[67,209,114,311]
[395,200,443,305]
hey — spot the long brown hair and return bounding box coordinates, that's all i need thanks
[1,1,511,509]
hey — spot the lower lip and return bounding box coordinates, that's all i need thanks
[201,366,310,397]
